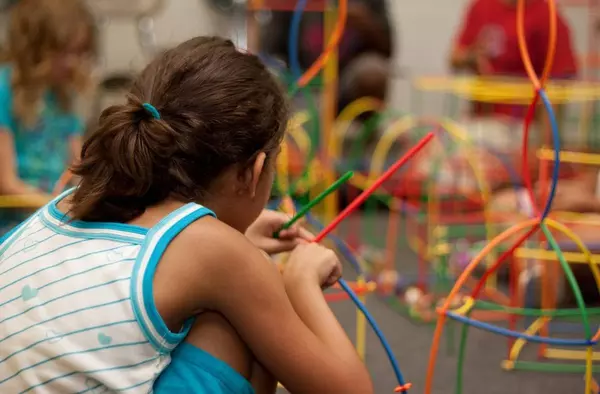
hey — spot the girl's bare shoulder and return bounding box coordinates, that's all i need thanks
[162,214,255,267]
[153,214,266,323]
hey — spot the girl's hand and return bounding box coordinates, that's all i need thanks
[284,243,342,290]
[245,210,313,255]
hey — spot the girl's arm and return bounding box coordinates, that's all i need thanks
[154,217,373,394]
[0,129,51,204]
[0,73,51,204]
[250,361,277,394]
[0,74,47,200]
[69,135,82,165]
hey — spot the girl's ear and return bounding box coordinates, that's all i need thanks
[249,152,266,198]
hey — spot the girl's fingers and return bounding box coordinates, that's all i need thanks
[298,227,314,241]
[269,237,309,254]
[274,210,292,222]
[279,224,313,241]
[278,228,298,239]
[322,273,340,289]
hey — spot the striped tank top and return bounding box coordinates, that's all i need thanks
[0,189,215,393]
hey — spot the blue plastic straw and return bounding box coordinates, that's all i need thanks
[539,89,561,219]
[447,311,596,346]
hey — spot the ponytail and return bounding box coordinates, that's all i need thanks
[70,36,289,224]
[70,95,178,222]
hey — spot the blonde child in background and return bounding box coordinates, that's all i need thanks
[0,0,97,235]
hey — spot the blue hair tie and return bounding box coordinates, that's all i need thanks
[142,103,161,120]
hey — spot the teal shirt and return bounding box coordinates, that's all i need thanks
[0,65,83,233]
[154,343,255,394]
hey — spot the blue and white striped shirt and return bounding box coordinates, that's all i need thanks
[0,189,215,393]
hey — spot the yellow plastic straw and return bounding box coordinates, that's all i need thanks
[537,148,600,165]
[414,75,600,104]
[544,348,600,361]
[356,276,367,361]
[506,317,546,365]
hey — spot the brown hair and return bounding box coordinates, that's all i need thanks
[70,36,289,223]
[6,0,97,126]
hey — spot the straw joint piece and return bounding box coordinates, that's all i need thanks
[395,383,413,392]
[449,297,475,316]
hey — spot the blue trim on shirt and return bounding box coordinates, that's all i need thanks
[0,222,21,246]
[39,211,145,245]
[130,203,216,353]
[142,207,216,346]
[0,187,77,254]
[47,189,148,236]
[36,187,147,243]
[0,212,42,257]
[0,217,29,252]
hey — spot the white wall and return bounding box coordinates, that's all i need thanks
[98,0,235,73]
[90,0,239,112]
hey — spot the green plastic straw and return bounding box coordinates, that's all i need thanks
[475,300,600,318]
[274,171,354,238]
[455,308,472,394]
[512,360,600,374]
[541,223,592,340]
[272,67,321,198]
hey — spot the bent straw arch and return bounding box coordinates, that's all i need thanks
[369,117,500,279]
[454,217,600,393]
[332,96,383,159]
[351,112,525,263]
[279,96,382,194]
[425,218,537,393]
[275,112,312,196]
[369,117,493,203]
[277,113,309,196]
[428,217,600,393]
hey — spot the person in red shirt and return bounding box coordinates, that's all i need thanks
[450,0,578,119]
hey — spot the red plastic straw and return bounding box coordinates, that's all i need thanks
[313,132,435,243]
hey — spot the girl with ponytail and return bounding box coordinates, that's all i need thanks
[0,36,373,394]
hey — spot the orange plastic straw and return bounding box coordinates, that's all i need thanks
[424,218,540,394]
[516,0,556,89]
[297,0,347,87]
[517,0,557,214]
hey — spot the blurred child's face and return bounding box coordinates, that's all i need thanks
[50,25,91,85]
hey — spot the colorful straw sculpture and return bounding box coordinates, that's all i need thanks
[0,0,598,392]
[251,0,600,393]
[424,0,600,393]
